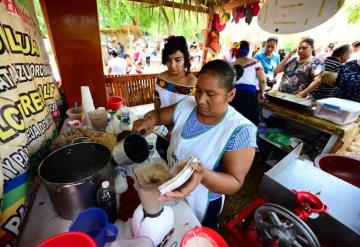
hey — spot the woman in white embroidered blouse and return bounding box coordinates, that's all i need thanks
[154,36,197,160]
[154,36,197,110]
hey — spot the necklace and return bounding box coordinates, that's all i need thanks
[299,56,312,64]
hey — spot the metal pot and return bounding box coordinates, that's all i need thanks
[38,143,112,220]
[112,132,149,166]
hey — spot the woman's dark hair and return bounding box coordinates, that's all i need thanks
[300,37,315,49]
[332,44,351,57]
[352,41,360,47]
[300,37,315,56]
[110,50,118,57]
[199,59,243,91]
[239,40,250,57]
[267,36,278,44]
[162,36,191,74]
[233,64,244,81]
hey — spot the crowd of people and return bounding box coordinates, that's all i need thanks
[106,38,204,76]
[106,40,149,76]
[232,37,360,104]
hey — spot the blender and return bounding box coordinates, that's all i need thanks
[131,160,174,246]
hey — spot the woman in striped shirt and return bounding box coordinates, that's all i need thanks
[311,44,352,100]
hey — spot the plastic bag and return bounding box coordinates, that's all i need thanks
[266,131,291,146]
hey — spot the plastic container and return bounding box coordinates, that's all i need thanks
[88,109,108,131]
[314,154,360,188]
[145,133,157,157]
[107,96,124,111]
[132,158,169,215]
[114,166,128,194]
[37,232,97,247]
[314,97,360,125]
[97,181,118,223]
[69,207,118,247]
[66,107,83,121]
[181,226,228,247]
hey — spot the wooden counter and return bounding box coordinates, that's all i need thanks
[261,100,360,154]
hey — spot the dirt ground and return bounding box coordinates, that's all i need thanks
[218,156,271,228]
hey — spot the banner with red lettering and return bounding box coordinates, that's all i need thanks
[0,0,62,246]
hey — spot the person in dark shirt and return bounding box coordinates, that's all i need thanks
[336,58,360,103]
[311,45,352,100]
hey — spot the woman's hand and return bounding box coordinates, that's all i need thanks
[132,117,156,136]
[159,162,208,201]
[266,77,277,87]
[275,49,297,74]
[288,48,297,57]
[295,91,307,98]
[258,92,266,102]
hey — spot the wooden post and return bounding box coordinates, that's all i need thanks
[39,0,106,107]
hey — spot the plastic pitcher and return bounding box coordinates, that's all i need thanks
[69,207,118,247]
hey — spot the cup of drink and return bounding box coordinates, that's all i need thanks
[66,107,83,121]
[88,109,108,131]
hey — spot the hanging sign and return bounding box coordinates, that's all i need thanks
[0,0,62,246]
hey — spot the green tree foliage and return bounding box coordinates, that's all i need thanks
[281,41,298,52]
[33,0,207,39]
[33,0,47,37]
[97,0,207,39]
[347,4,360,24]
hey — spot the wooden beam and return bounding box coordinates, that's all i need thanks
[222,0,259,10]
[128,0,209,13]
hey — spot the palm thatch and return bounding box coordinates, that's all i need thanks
[99,0,259,41]
[100,24,143,38]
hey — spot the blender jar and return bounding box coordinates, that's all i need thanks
[132,158,170,215]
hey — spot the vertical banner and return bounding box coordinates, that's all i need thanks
[0,0,62,246]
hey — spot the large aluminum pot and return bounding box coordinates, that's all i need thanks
[38,143,113,220]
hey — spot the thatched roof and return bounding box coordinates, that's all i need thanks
[100,24,143,38]
[125,0,258,13]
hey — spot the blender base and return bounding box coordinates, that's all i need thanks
[132,204,174,246]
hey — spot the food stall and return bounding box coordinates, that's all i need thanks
[0,0,237,246]
[1,0,360,246]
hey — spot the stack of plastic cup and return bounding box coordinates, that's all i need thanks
[81,86,95,128]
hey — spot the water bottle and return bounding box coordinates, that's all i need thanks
[96,181,117,223]
[114,166,128,194]
[120,108,130,125]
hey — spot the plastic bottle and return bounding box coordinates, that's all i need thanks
[120,107,130,125]
[96,181,117,223]
[114,166,128,194]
